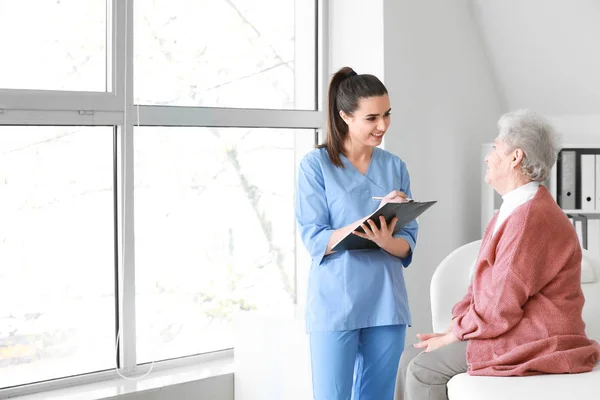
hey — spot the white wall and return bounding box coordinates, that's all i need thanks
[471,0,600,116]
[329,0,384,77]
[234,314,313,400]
[549,115,600,145]
[381,0,503,341]
[470,0,600,150]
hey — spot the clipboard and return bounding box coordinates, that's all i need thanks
[331,200,437,252]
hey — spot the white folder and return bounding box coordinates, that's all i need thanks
[588,220,600,256]
[569,216,586,249]
[581,154,595,211]
[590,155,600,255]
[596,155,600,211]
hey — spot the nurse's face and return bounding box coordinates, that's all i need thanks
[340,95,391,148]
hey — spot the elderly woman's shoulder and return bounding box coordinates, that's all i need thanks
[526,187,574,224]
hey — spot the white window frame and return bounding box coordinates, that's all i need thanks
[0,0,328,397]
[0,0,123,112]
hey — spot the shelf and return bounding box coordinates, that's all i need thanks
[492,209,600,216]
[562,210,600,216]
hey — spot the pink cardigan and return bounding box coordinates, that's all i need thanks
[452,186,599,376]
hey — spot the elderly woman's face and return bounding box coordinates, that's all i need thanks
[485,138,514,191]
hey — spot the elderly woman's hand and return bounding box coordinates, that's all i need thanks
[378,190,410,209]
[413,330,460,352]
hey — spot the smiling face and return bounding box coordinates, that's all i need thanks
[340,95,391,148]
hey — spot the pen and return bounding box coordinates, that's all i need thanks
[372,196,414,202]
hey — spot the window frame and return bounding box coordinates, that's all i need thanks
[0,0,328,396]
[0,0,122,111]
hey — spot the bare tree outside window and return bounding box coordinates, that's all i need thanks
[134,128,313,361]
[133,0,316,361]
[134,0,311,109]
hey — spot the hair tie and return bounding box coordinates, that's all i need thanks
[345,70,357,79]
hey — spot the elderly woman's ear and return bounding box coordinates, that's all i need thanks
[511,148,525,168]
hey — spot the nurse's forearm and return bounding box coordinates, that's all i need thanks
[379,237,411,259]
[324,218,365,255]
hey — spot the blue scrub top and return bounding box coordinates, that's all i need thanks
[296,147,418,332]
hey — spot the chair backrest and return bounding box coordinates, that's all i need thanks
[581,252,600,340]
[430,240,480,332]
[430,240,600,341]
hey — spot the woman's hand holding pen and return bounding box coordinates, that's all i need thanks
[352,216,398,249]
[373,190,410,209]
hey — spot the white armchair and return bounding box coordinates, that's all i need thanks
[431,240,600,400]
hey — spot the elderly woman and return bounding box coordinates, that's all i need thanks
[394,109,600,400]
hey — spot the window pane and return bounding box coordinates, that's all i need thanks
[0,1,108,92]
[0,127,115,388]
[134,0,316,109]
[134,127,314,362]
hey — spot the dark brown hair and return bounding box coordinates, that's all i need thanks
[318,67,388,167]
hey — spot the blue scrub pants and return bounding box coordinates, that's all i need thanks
[309,324,407,400]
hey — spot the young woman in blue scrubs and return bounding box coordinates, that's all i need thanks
[295,67,418,400]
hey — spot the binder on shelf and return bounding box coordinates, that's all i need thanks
[588,220,600,257]
[580,154,595,211]
[559,150,576,209]
[568,214,588,250]
[595,154,600,211]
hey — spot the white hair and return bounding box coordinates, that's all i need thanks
[497,109,560,182]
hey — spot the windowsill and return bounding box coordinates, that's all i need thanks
[5,352,234,400]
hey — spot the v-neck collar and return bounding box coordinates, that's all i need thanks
[341,147,377,177]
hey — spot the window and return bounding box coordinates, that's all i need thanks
[134,0,316,109]
[0,127,115,388]
[0,1,109,92]
[134,127,314,361]
[0,0,324,396]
